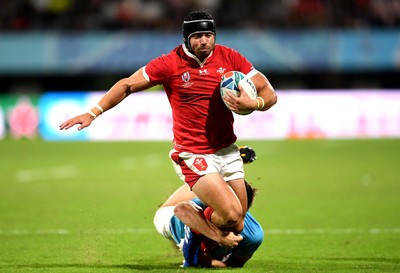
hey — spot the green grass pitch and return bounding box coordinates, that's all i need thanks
[0,139,399,273]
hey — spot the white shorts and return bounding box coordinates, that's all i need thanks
[169,144,244,188]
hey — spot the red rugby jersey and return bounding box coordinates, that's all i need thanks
[144,44,254,153]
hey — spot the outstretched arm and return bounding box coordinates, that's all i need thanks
[59,67,155,131]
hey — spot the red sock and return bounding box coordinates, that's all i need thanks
[203,207,214,221]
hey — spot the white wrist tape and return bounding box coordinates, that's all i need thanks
[87,110,97,119]
[95,104,104,113]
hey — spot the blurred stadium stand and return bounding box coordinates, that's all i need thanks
[0,0,400,93]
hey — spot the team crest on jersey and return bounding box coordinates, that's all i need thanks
[217,67,226,75]
[193,157,208,171]
[181,71,193,88]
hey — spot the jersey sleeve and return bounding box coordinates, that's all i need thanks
[235,212,264,257]
[144,54,174,85]
[191,197,206,210]
[228,47,255,75]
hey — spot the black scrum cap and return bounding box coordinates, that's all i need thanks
[182,11,216,53]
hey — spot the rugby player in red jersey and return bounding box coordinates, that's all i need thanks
[60,11,276,237]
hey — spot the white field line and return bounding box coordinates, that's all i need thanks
[1,228,400,236]
[14,165,79,183]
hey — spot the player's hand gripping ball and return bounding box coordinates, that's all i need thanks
[220,71,257,115]
[240,146,257,164]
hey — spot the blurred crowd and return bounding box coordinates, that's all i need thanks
[1,0,400,31]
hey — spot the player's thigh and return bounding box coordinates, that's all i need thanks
[228,179,247,214]
[160,184,195,207]
[192,173,242,218]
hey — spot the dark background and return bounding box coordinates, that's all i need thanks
[1,0,400,93]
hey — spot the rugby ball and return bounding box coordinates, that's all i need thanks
[220,71,257,115]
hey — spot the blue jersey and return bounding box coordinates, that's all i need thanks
[169,198,264,259]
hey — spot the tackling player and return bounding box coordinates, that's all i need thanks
[154,147,262,267]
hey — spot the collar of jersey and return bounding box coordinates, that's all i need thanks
[182,44,213,68]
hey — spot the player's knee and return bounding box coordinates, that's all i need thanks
[173,200,201,219]
[173,202,188,219]
[224,209,242,224]
[219,207,244,232]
